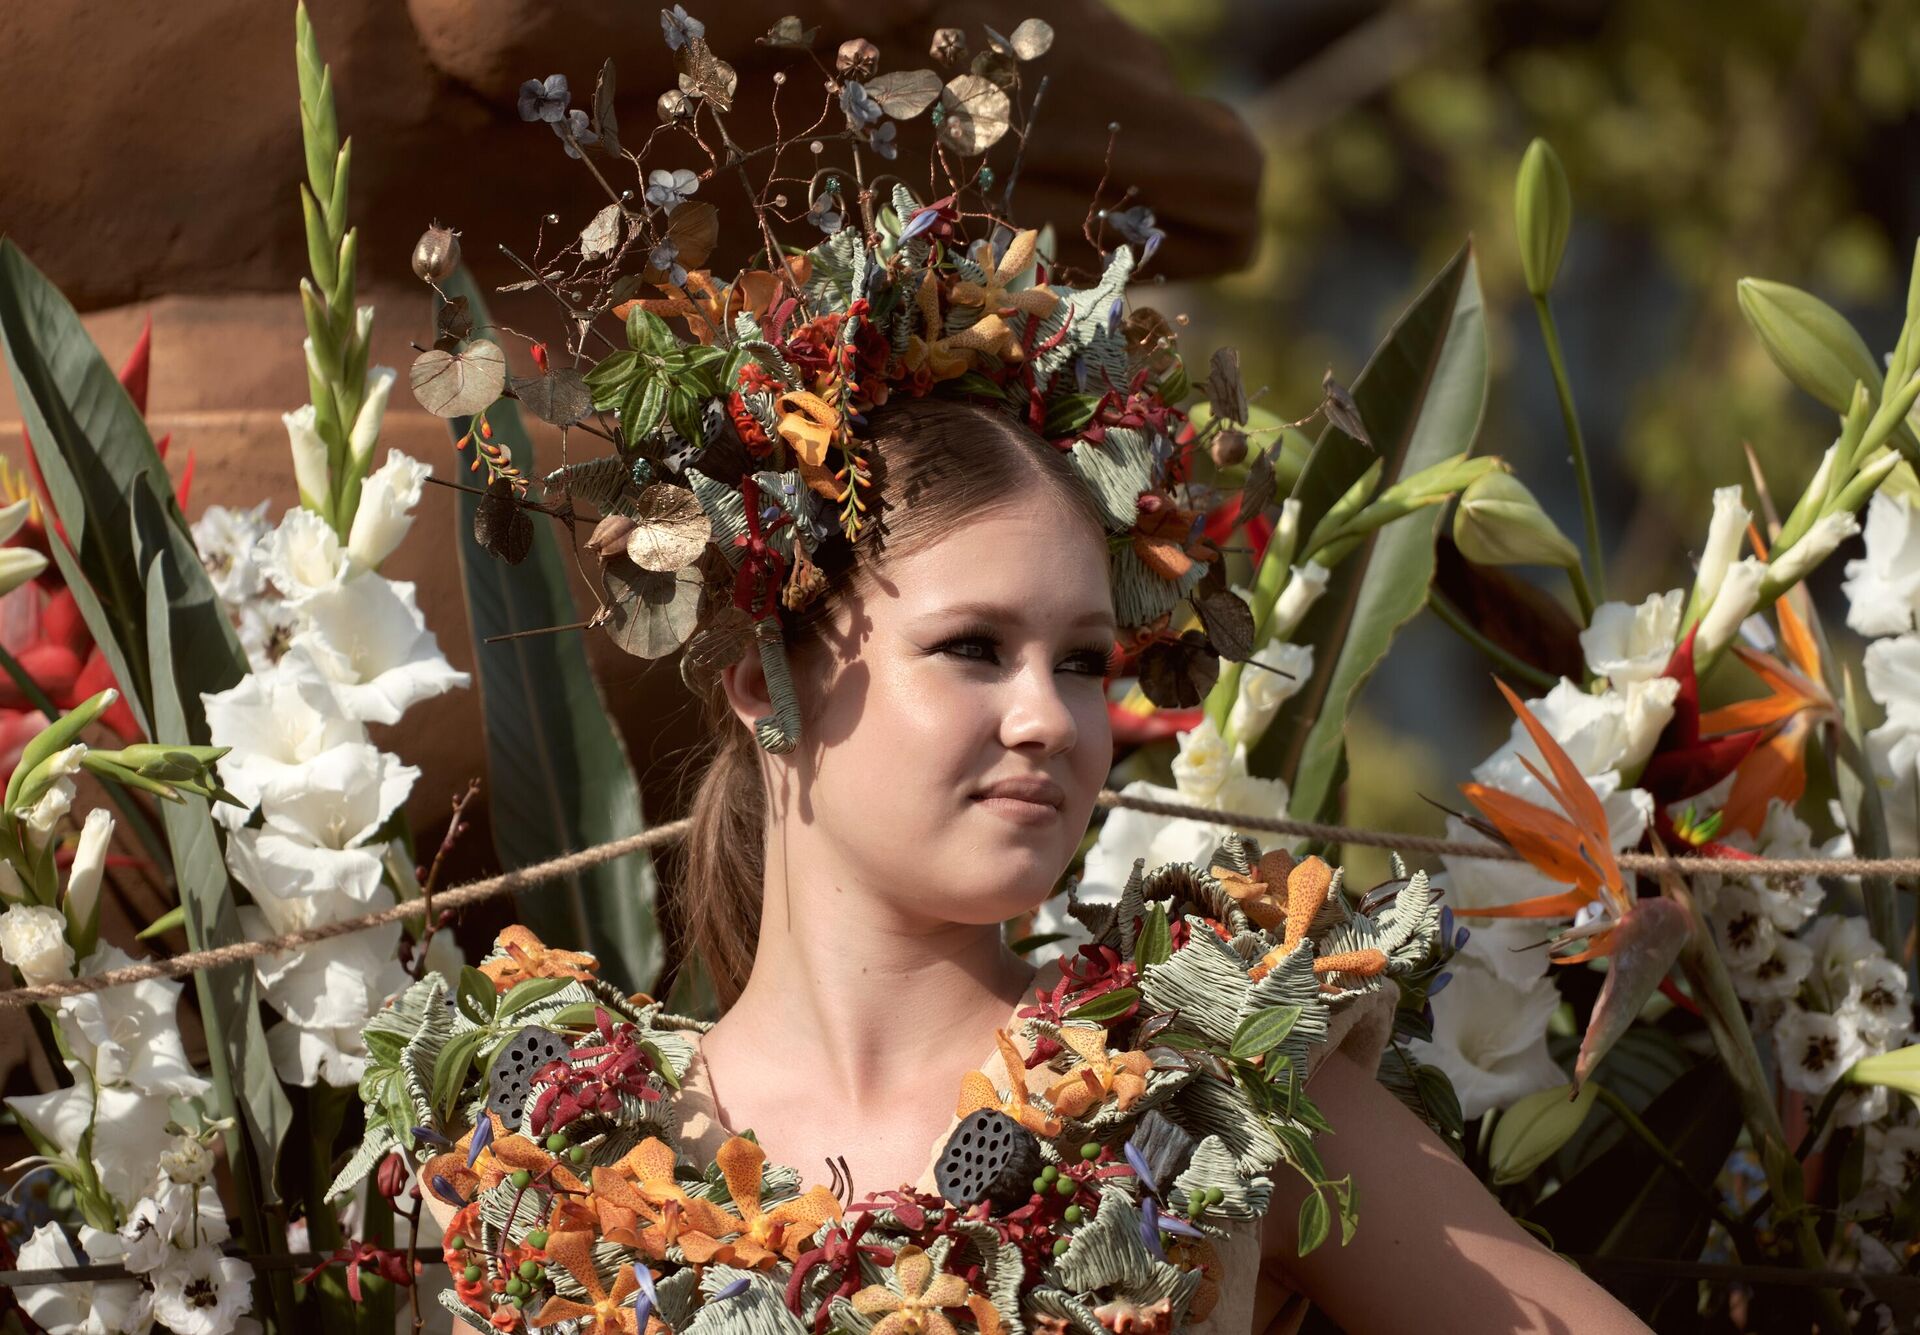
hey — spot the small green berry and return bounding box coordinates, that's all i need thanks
[1063,1204,1083,1224]
[527,1229,549,1249]
[569,1146,589,1164]
[1187,1197,1204,1218]
[1055,1176,1077,1197]
[508,1294,524,1310]
[1040,1165,1059,1182]
[1206,1186,1225,1205]
[545,1133,568,1153]
[510,1169,532,1189]
[1052,1237,1070,1256]
[519,1260,540,1281]
[1031,1176,1048,1195]
[1079,1142,1100,1160]
[449,1234,467,1251]
[506,1278,528,1298]
[463,1264,482,1284]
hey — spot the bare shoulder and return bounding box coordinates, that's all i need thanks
[1258,1050,1651,1335]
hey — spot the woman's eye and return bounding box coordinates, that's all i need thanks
[938,636,998,663]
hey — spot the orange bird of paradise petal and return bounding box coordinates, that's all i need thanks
[1702,587,1834,838]
[1454,677,1630,957]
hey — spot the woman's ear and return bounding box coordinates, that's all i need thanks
[719,643,774,735]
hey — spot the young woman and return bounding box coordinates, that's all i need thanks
[663,395,1650,1334]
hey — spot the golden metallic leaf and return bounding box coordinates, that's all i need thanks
[624,483,712,572]
[937,75,1012,155]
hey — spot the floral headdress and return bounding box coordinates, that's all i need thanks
[409,8,1268,755]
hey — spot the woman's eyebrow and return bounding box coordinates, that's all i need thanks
[917,600,1115,631]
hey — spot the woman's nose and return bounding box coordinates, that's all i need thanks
[1000,663,1078,756]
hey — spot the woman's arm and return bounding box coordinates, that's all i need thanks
[1261,1049,1651,1335]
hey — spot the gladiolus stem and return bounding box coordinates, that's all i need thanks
[1530,294,1605,604]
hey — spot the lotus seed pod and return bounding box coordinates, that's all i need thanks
[485,1027,572,1133]
[411,223,462,283]
[934,1108,1042,1209]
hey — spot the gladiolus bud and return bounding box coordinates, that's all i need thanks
[1766,511,1859,588]
[347,366,398,470]
[1452,470,1581,569]
[1736,277,1882,415]
[284,402,331,515]
[1515,139,1572,299]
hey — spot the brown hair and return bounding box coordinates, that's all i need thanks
[674,395,1109,1010]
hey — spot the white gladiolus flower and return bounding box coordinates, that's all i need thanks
[234,599,301,675]
[1766,511,1860,588]
[63,806,114,934]
[0,902,75,984]
[1865,719,1920,855]
[346,365,398,470]
[1846,955,1913,1046]
[1774,1004,1867,1095]
[1268,561,1330,640]
[17,741,87,849]
[1843,492,1920,636]
[283,401,331,514]
[150,1241,256,1335]
[57,945,210,1097]
[1866,1124,1920,1192]
[1864,633,1920,736]
[8,1072,175,1206]
[1226,640,1314,742]
[1695,556,1769,657]
[1579,589,1683,685]
[117,1182,204,1274]
[266,1018,378,1088]
[1410,952,1567,1120]
[1169,716,1234,801]
[254,507,348,607]
[346,449,429,570]
[1805,915,1880,1007]
[158,1135,215,1187]
[251,742,418,851]
[291,575,469,724]
[202,655,366,828]
[1692,484,1752,615]
[15,1223,154,1335]
[190,501,272,607]
[1471,676,1678,801]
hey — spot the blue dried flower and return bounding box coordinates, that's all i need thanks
[410,1125,451,1148]
[900,206,943,242]
[1106,204,1165,265]
[1427,970,1454,998]
[646,168,701,212]
[429,1175,467,1208]
[1122,1135,1161,1200]
[807,192,844,235]
[518,74,570,124]
[840,81,885,129]
[661,5,705,50]
[650,240,688,286]
[466,1114,494,1169]
[713,1276,750,1301]
[553,109,599,159]
[868,120,899,161]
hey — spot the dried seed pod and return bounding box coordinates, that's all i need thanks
[837,37,879,80]
[486,1027,572,1134]
[933,1108,1040,1209]
[930,27,968,64]
[656,89,694,123]
[411,222,462,283]
[1210,428,1248,468]
[587,514,638,559]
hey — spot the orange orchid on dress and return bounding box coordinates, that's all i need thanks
[584,1138,749,1260]
[529,1232,665,1334]
[1244,854,1337,981]
[849,1243,975,1335]
[694,1135,845,1270]
[1043,1024,1154,1119]
[955,1028,1065,1138]
[479,925,600,991]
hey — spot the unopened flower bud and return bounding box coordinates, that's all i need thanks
[1515,139,1572,299]
[1210,429,1248,468]
[837,37,879,79]
[1452,470,1580,569]
[587,514,637,559]
[1487,1081,1599,1185]
[1736,277,1881,414]
[656,90,693,123]
[376,1150,411,1200]
[411,223,462,283]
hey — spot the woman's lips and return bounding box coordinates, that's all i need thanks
[971,776,1065,826]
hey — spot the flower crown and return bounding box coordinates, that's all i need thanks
[413,10,1258,755]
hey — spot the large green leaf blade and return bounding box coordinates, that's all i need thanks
[1253,243,1489,821]
[439,270,661,995]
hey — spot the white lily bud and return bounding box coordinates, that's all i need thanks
[1767,511,1860,588]
[283,403,331,513]
[347,366,398,471]
[0,545,48,599]
[1692,486,1752,617]
[1269,561,1330,640]
[347,450,431,570]
[1697,556,1768,657]
[62,807,114,938]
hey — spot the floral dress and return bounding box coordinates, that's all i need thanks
[673,954,1400,1335]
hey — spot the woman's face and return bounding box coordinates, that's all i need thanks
[749,494,1116,927]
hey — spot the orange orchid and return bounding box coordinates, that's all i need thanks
[1454,677,1631,963]
[529,1232,665,1333]
[950,229,1059,323]
[1702,554,1835,837]
[956,1029,1065,1139]
[1042,1024,1153,1119]
[694,1135,844,1270]
[900,271,972,384]
[850,1243,975,1335]
[1209,848,1296,932]
[775,389,842,469]
[1244,855,1337,981]
[479,925,599,992]
[585,1138,746,1259]
[481,1130,590,1196]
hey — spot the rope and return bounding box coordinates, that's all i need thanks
[3,788,1915,1009]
